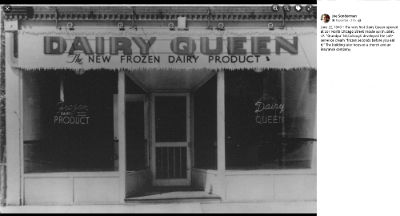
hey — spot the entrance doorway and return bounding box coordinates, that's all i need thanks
[114,94,151,197]
[151,93,191,186]
[114,94,149,171]
[114,71,219,201]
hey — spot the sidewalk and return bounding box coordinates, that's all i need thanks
[0,201,316,213]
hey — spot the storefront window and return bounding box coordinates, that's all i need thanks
[225,69,316,170]
[194,74,217,170]
[23,70,118,173]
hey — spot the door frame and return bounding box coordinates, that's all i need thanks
[113,94,150,171]
[150,93,191,186]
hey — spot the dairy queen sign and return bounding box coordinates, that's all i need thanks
[17,29,316,70]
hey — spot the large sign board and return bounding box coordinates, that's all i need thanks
[18,28,316,70]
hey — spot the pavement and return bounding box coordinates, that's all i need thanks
[0,201,316,213]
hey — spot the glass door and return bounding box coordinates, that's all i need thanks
[151,93,191,186]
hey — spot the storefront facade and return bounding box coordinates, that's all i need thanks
[2,6,317,205]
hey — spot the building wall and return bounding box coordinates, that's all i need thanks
[192,169,222,196]
[5,9,316,205]
[126,169,151,197]
[193,169,316,202]
[225,173,316,202]
[5,32,22,206]
[23,172,120,205]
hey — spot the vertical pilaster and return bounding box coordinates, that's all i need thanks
[217,70,226,201]
[5,32,22,206]
[118,71,126,203]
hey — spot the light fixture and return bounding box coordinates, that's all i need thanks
[67,22,74,30]
[75,69,85,75]
[60,74,64,102]
[118,22,125,31]
[217,22,225,31]
[254,68,264,73]
[168,22,175,31]
[268,23,274,30]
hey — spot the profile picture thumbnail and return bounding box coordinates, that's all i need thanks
[321,14,330,23]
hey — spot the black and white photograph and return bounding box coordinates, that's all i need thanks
[0,4,317,213]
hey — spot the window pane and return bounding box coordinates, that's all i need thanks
[225,69,316,170]
[155,96,186,142]
[23,70,117,173]
[126,101,146,171]
[194,74,217,169]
